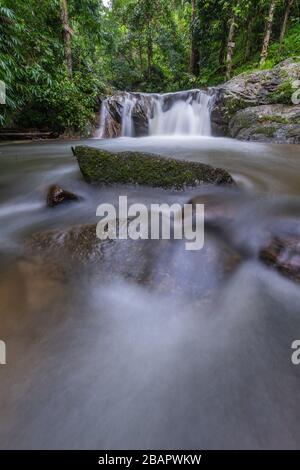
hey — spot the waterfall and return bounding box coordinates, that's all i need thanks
[121,94,137,137]
[95,99,108,138]
[96,90,212,138]
[149,91,211,136]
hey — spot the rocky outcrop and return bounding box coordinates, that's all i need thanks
[73,146,235,189]
[99,92,153,137]
[210,58,300,142]
[229,104,300,143]
[47,185,79,207]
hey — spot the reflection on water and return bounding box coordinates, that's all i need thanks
[0,137,300,449]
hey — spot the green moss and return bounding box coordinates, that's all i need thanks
[258,115,289,124]
[233,112,254,128]
[267,81,294,105]
[73,146,235,190]
[251,126,277,138]
[224,96,250,122]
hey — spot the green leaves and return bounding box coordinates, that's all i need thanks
[0,0,299,131]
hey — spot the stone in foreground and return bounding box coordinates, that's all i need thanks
[47,184,78,207]
[73,146,235,189]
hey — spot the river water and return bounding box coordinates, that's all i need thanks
[0,135,300,449]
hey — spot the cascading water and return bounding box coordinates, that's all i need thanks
[121,94,137,137]
[96,90,212,138]
[149,91,212,136]
[95,99,108,138]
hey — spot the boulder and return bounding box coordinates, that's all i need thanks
[229,104,300,143]
[210,58,300,139]
[73,146,235,189]
[47,185,78,207]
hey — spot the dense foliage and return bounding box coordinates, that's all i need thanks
[0,0,299,133]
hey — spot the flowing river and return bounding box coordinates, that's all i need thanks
[1,119,300,447]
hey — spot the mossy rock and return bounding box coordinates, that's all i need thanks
[267,81,295,105]
[250,126,277,138]
[258,115,289,124]
[210,59,300,137]
[73,146,235,189]
[229,104,300,143]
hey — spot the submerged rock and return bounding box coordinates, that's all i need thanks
[260,233,300,283]
[26,222,241,297]
[47,185,79,207]
[28,224,103,260]
[73,146,235,189]
[229,104,300,143]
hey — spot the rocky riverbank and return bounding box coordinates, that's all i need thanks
[211,58,300,143]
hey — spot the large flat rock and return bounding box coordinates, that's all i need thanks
[73,146,235,189]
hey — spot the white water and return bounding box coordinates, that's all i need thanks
[1,138,300,449]
[95,99,108,138]
[121,95,137,136]
[97,90,212,138]
[149,92,211,136]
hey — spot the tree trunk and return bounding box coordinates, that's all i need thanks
[260,0,277,66]
[280,0,294,43]
[138,39,143,74]
[189,0,200,75]
[60,0,73,78]
[147,32,153,80]
[244,14,254,61]
[225,12,236,81]
[219,17,228,67]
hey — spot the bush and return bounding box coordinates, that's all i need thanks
[15,71,106,134]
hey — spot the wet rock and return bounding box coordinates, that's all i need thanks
[210,58,300,141]
[260,233,300,283]
[229,104,300,143]
[99,92,152,138]
[73,146,235,189]
[99,96,123,138]
[27,222,241,297]
[188,191,239,225]
[47,185,79,207]
[28,224,104,261]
